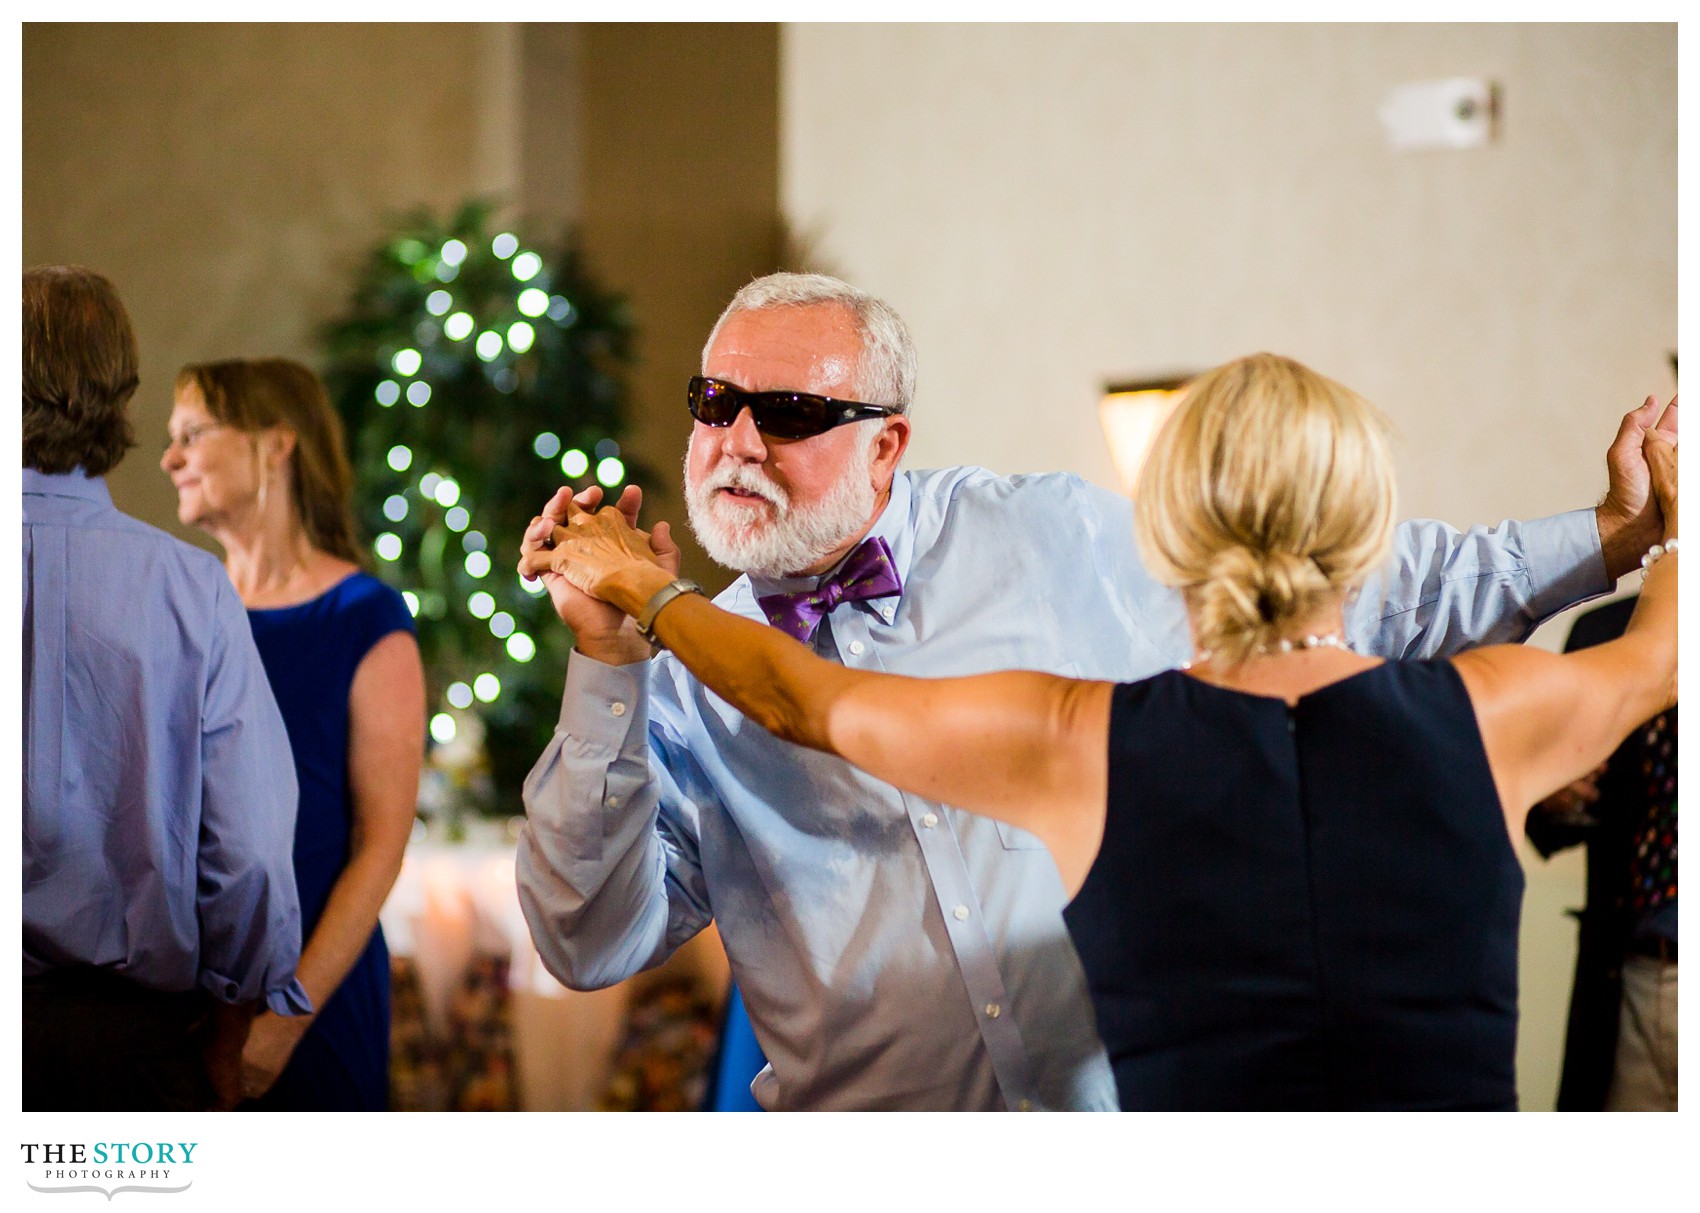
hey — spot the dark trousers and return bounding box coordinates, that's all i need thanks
[23,968,216,1111]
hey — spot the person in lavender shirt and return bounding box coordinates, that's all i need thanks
[22,265,309,1111]
[514,273,1667,1111]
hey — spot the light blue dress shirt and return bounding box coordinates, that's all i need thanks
[23,468,310,1014]
[517,466,1607,1110]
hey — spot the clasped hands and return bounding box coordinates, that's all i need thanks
[518,486,677,630]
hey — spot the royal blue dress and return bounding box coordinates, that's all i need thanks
[1065,661,1523,1111]
[244,571,415,1111]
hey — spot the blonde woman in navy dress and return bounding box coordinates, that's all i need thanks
[523,354,1678,1110]
[163,359,425,1110]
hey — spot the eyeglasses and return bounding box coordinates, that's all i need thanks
[687,376,902,440]
[162,422,227,454]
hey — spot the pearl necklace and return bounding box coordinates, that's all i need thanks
[1184,631,1350,670]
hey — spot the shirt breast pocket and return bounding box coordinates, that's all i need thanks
[994,660,1082,852]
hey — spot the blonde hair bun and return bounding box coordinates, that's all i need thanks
[1133,353,1397,665]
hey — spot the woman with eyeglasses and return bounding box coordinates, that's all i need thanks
[162,359,424,1111]
[523,353,1678,1110]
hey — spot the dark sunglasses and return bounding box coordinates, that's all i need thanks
[687,375,902,439]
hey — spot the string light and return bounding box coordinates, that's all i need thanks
[506,633,536,662]
[444,312,474,341]
[430,713,456,744]
[375,533,403,561]
[387,445,413,472]
[375,380,401,406]
[561,449,589,477]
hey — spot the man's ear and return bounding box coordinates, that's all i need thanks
[871,415,911,485]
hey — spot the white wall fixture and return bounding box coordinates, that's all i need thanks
[1379,78,1500,152]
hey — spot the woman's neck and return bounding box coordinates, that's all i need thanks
[1183,599,1382,704]
[214,508,339,609]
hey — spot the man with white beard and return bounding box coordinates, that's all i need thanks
[515,272,1661,1110]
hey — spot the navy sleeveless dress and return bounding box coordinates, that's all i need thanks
[244,571,415,1111]
[1064,661,1523,1111]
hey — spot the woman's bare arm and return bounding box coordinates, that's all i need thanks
[1455,425,1677,838]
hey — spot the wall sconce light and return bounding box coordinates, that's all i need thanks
[1099,374,1193,495]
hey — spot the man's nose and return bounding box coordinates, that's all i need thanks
[160,444,181,473]
[720,407,768,460]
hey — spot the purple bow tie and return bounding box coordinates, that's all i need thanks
[757,536,902,643]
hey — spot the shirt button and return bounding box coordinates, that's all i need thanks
[847,640,865,656]
[605,795,620,808]
[610,702,626,717]
[984,1002,1001,1018]
[952,904,970,921]
[1016,1099,1033,1111]
[921,812,939,829]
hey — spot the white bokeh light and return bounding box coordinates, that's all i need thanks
[506,633,536,663]
[510,252,543,281]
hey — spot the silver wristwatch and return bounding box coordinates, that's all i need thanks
[634,578,704,648]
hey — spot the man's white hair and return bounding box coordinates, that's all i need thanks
[701,272,918,413]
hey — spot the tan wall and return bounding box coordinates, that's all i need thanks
[574,23,782,594]
[23,22,516,544]
[780,22,1676,1109]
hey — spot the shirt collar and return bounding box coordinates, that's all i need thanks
[743,472,915,626]
[22,467,114,505]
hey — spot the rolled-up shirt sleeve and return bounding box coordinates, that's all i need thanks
[1352,509,1610,659]
[516,651,714,992]
[196,578,312,1015]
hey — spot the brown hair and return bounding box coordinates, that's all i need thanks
[1134,352,1397,665]
[176,358,363,564]
[23,265,140,476]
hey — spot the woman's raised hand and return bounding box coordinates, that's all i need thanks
[1644,402,1677,542]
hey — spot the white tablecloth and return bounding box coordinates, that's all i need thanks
[379,822,627,1110]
